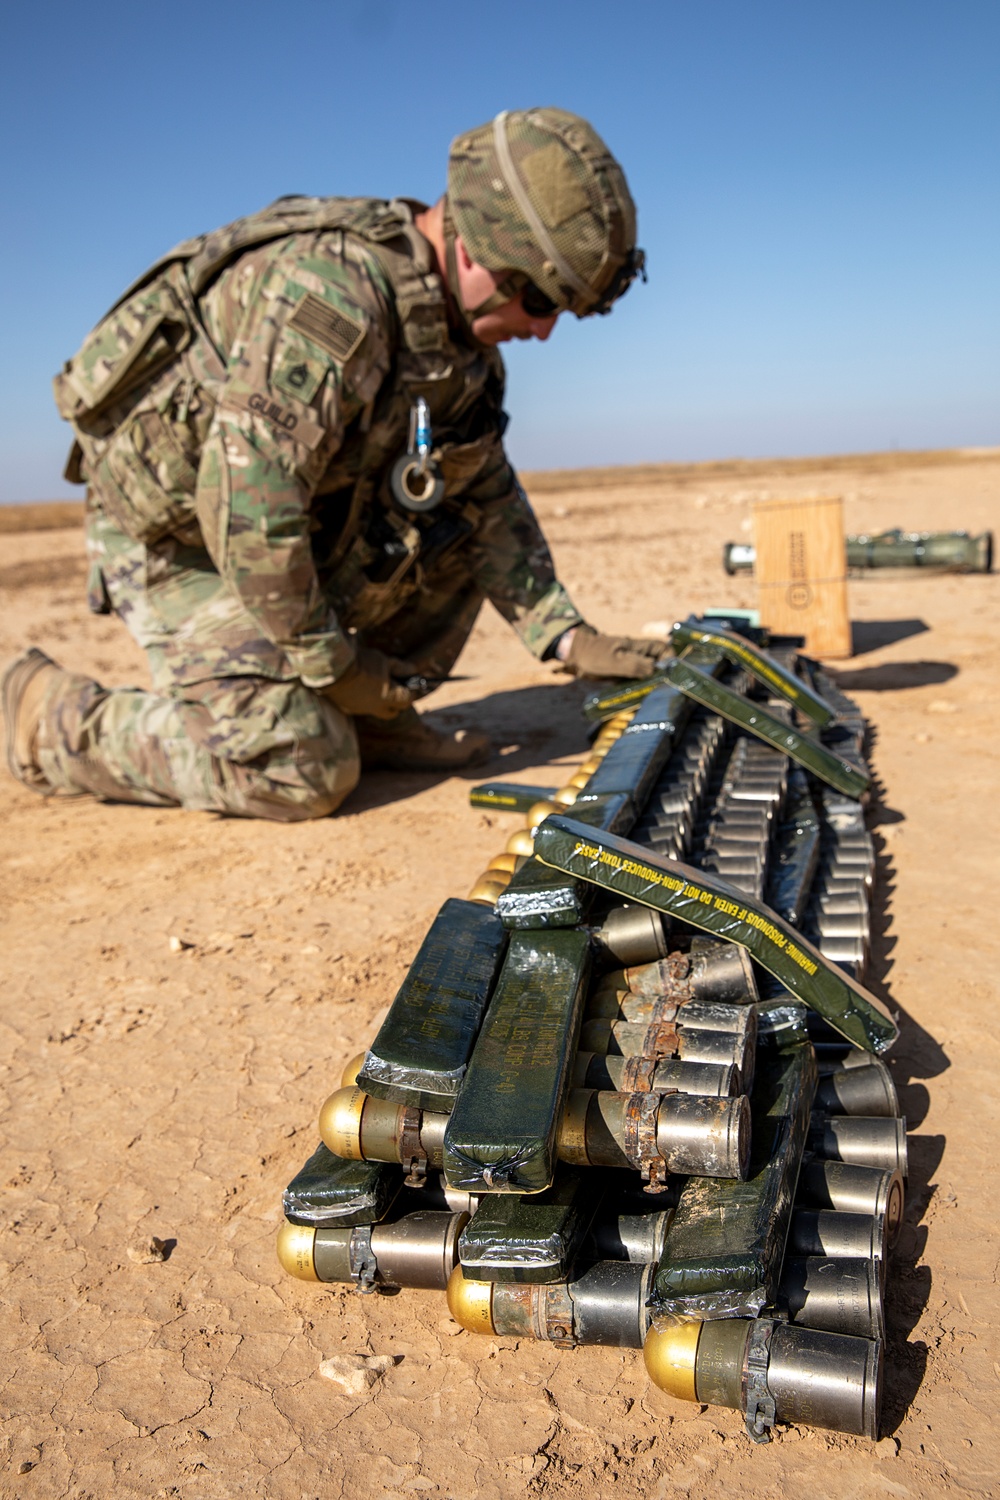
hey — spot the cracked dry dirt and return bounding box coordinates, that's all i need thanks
[1,449,998,1499]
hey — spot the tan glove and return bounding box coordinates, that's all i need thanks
[325,647,416,720]
[563,625,669,680]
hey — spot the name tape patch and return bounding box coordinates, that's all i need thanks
[289,293,366,363]
[221,387,326,451]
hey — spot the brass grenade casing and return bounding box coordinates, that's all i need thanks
[644,1317,881,1438]
[446,1264,495,1333]
[468,876,509,904]
[505,828,536,856]
[319,1086,367,1160]
[528,800,564,828]
[321,1085,746,1181]
[449,1263,651,1347]
[340,1051,366,1087]
[642,1316,702,1401]
[319,1087,447,1169]
[276,1221,320,1281]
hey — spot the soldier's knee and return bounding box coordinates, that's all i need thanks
[295,743,361,820]
[215,687,360,822]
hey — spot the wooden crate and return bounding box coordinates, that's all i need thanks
[753,495,851,659]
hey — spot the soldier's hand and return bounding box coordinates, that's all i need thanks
[325,647,415,720]
[563,625,669,680]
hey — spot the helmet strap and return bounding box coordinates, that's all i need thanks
[441,200,522,328]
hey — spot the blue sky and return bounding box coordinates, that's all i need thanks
[1,0,997,500]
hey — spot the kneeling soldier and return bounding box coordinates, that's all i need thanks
[4,107,662,822]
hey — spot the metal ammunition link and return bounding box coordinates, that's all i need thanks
[743,1318,777,1443]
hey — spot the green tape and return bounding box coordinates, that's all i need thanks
[664,659,869,799]
[670,620,834,726]
[532,815,897,1055]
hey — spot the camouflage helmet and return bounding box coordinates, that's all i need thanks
[446,107,645,320]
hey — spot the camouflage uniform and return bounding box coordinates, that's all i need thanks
[43,196,583,820]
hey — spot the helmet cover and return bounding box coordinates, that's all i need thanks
[447,107,644,318]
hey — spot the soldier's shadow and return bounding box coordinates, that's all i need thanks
[344,679,594,814]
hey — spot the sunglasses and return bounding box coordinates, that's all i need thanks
[520,280,560,318]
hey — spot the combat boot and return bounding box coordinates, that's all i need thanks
[355,707,490,772]
[2,647,63,792]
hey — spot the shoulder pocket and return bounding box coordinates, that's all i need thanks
[53,273,194,426]
[89,375,202,543]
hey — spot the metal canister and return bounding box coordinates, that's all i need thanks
[573,1051,738,1098]
[643,1316,881,1438]
[276,1210,467,1289]
[448,1262,654,1348]
[797,1160,904,1248]
[809,1114,908,1178]
[593,905,669,966]
[789,1208,888,1273]
[656,1092,751,1178]
[561,1089,750,1180]
[780,1255,884,1339]
[815,1062,899,1118]
[591,1210,672,1264]
[370,1211,468,1289]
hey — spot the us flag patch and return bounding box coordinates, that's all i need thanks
[288,293,366,363]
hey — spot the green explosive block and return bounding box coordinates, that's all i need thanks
[581,643,725,723]
[458,1167,607,1283]
[664,659,869,799]
[495,794,634,931]
[469,782,558,814]
[651,1040,816,1318]
[532,815,897,1055]
[670,619,834,726]
[282,1143,402,1227]
[359,898,508,1112]
[443,928,592,1194]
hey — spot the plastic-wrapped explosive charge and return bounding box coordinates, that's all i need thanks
[532,815,898,1055]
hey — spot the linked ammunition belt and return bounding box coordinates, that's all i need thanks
[278,617,911,1446]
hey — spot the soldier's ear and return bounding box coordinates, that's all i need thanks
[454,235,476,273]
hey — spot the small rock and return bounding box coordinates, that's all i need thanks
[128,1235,168,1265]
[319,1352,394,1395]
[18,1461,35,1474]
[438,1317,464,1337]
[301,944,321,956]
[641,620,672,639]
[927,699,958,714]
[168,935,192,953]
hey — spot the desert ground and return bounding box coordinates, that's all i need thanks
[1,447,998,1500]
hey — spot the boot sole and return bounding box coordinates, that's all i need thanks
[2,647,58,791]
